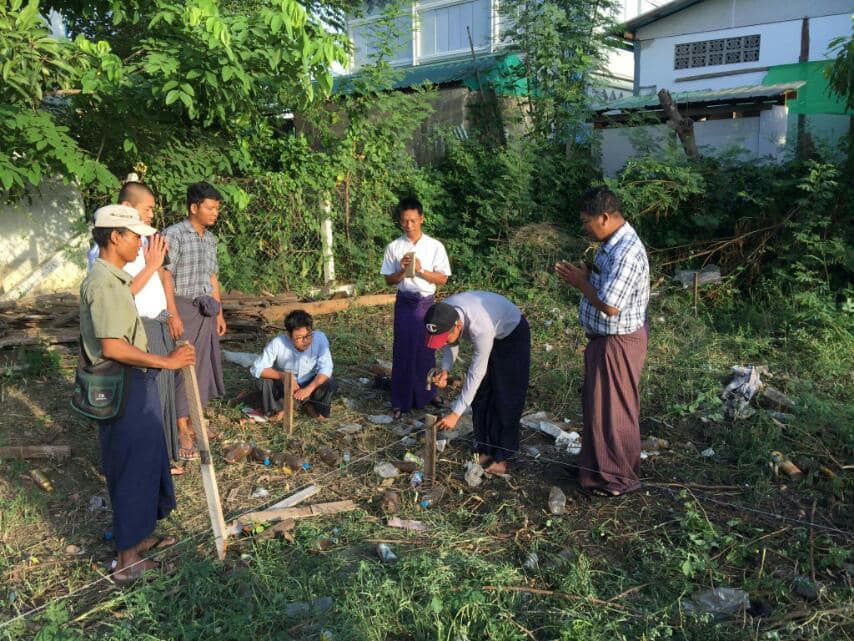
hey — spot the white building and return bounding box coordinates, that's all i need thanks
[346,1,666,98]
[595,0,853,175]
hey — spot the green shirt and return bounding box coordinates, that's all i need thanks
[79,258,147,365]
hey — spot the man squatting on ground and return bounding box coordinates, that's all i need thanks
[87,182,186,475]
[80,205,195,583]
[249,310,336,420]
[425,291,531,475]
[380,196,451,419]
[555,187,650,497]
[162,182,227,459]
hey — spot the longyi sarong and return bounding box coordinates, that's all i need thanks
[173,296,225,418]
[471,316,530,462]
[391,290,436,412]
[257,377,338,418]
[579,325,648,495]
[141,315,183,463]
[99,368,176,551]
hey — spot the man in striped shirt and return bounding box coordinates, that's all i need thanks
[556,187,650,497]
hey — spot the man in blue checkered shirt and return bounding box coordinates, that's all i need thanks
[556,187,649,497]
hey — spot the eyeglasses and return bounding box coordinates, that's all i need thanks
[291,332,313,343]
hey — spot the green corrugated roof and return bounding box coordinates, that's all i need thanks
[333,53,527,95]
[592,82,805,112]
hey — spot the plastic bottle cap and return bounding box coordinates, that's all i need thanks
[302,463,310,470]
[263,458,270,466]
[103,530,113,541]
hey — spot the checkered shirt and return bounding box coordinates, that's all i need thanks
[163,219,219,299]
[579,221,649,336]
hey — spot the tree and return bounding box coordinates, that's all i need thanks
[0,0,349,205]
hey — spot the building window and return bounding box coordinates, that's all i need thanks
[674,34,760,70]
[418,0,492,60]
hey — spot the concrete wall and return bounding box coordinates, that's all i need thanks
[599,105,791,176]
[0,180,88,302]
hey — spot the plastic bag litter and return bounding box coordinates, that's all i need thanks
[283,596,334,619]
[464,462,484,488]
[222,350,260,369]
[683,587,749,619]
[373,462,401,478]
[376,543,398,564]
[548,486,567,515]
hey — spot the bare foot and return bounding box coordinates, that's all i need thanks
[270,411,285,421]
[170,466,184,476]
[478,454,494,466]
[484,460,509,475]
[112,558,160,585]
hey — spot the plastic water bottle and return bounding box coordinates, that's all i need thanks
[342,450,351,464]
[410,471,423,487]
[419,485,446,508]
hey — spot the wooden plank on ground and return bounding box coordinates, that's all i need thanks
[180,341,228,560]
[267,484,320,510]
[227,499,357,536]
[260,294,396,325]
[0,445,71,459]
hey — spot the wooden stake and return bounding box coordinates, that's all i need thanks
[692,271,699,315]
[423,413,437,490]
[179,341,228,560]
[283,371,295,434]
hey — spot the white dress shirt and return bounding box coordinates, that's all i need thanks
[439,291,523,415]
[87,240,168,320]
[380,233,451,297]
[250,330,334,387]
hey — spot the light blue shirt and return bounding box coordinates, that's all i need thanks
[250,330,333,386]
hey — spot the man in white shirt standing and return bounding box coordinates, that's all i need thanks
[381,197,451,419]
[425,291,531,475]
[87,182,185,473]
[249,310,336,420]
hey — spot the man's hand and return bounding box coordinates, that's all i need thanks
[144,234,168,270]
[413,257,423,275]
[434,412,460,431]
[293,386,313,401]
[168,314,184,340]
[555,260,590,290]
[216,313,227,337]
[164,343,195,370]
[431,369,449,389]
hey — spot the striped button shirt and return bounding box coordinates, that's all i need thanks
[579,222,649,336]
[163,219,219,299]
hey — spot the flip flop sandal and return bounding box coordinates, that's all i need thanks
[178,445,199,461]
[109,558,161,585]
[137,535,178,554]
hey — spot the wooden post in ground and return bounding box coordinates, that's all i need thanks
[282,371,295,434]
[692,271,699,315]
[179,341,228,560]
[423,413,437,490]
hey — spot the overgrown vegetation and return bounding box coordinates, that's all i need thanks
[1,1,852,638]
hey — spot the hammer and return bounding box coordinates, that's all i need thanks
[425,367,440,391]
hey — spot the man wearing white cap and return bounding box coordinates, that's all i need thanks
[79,205,195,584]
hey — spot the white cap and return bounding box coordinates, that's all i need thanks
[93,204,156,236]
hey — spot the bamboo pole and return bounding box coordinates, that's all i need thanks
[179,341,228,560]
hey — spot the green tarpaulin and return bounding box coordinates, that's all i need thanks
[762,61,852,116]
